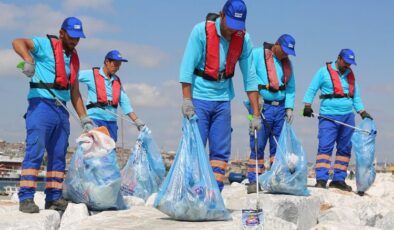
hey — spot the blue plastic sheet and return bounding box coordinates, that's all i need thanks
[352,118,377,193]
[154,116,231,221]
[121,127,166,201]
[259,122,309,196]
[63,140,126,211]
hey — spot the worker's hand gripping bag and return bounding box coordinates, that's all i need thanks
[63,127,126,210]
[352,118,377,193]
[121,127,165,201]
[259,122,309,196]
[154,116,231,221]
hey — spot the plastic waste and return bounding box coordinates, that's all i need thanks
[63,127,126,210]
[352,118,377,193]
[259,122,309,196]
[121,127,166,201]
[154,116,231,221]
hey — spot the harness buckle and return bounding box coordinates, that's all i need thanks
[217,72,225,81]
[271,101,280,106]
[55,100,63,107]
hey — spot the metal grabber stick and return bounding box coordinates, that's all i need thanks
[312,113,371,134]
[254,129,260,209]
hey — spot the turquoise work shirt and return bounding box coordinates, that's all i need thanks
[28,36,73,102]
[252,47,296,109]
[179,17,258,101]
[78,67,133,121]
[303,61,364,115]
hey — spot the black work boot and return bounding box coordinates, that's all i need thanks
[247,183,261,194]
[315,180,327,189]
[45,198,69,211]
[329,180,352,192]
[19,199,39,213]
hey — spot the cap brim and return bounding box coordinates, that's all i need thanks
[66,30,86,39]
[225,15,245,31]
[343,58,356,65]
[281,45,296,56]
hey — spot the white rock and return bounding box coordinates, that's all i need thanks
[357,200,390,227]
[318,207,361,226]
[145,193,157,207]
[375,211,394,230]
[123,196,145,208]
[311,221,380,230]
[60,203,89,229]
[241,179,250,185]
[61,206,239,230]
[0,209,60,230]
[224,186,319,230]
[0,200,18,214]
[230,182,243,187]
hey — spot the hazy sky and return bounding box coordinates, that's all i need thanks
[0,0,393,163]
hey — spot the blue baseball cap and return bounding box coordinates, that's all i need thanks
[61,17,85,38]
[277,34,296,56]
[105,50,128,62]
[223,0,247,30]
[339,49,356,65]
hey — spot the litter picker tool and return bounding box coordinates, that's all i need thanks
[242,117,264,229]
[93,106,142,128]
[16,61,80,123]
[312,112,371,134]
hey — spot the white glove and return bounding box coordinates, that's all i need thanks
[134,118,145,131]
[249,115,262,135]
[181,98,195,119]
[286,108,293,124]
[23,62,35,78]
[80,116,95,132]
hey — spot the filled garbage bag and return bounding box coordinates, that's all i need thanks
[259,122,309,196]
[154,116,231,221]
[63,127,126,210]
[352,118,377,193]
[121,127,165,201]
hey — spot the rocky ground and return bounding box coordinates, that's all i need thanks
[0,173,393,230]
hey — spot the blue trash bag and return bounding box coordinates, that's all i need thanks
[121,127,166,201]
[154,116,231,221]
[63,130,126,211]
[352,118,377,193]
[259,122,309,196]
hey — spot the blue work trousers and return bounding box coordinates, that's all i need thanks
[192,99,231,191]
[18,98,70,202]
[248,102,285,183]
[315,113,355,181]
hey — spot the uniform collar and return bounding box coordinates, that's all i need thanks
[99,66,116,81]
[332,60,350,76]
[215,17,223,38]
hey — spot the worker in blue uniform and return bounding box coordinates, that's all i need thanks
[179,0,261,191]
[245,34,296,193]
[12,17,94,213]
[303,49,372,191]
[79,50,145,142]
